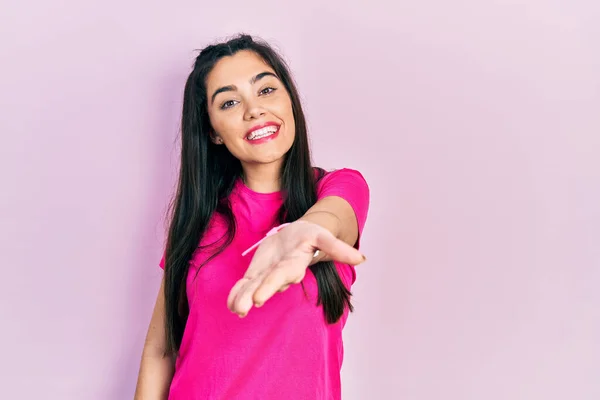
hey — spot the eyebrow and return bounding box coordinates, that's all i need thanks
[210,71,279,105]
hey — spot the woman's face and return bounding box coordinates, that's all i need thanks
[206,50,296,167]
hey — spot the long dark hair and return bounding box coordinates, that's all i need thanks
[163,33,353,356]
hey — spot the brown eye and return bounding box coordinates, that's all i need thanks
[260,87,276,95]
[220,100,238,110]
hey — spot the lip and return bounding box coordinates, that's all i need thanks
[245,121,281,138]
[245,126,280,145]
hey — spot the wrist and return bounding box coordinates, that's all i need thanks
[299,210,342,239]
[298,212,339,265]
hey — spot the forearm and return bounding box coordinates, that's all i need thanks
[134,348,175,400]
[135,277,175,400]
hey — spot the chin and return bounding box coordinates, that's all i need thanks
[255,151,288,165]
[238,134,295,165]
[254,140,293,163]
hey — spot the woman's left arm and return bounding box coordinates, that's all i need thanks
[299,196,360,265]
[228,169,369,317]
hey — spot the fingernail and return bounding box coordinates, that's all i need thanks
[361,254,367,263]
[254,302,263,308]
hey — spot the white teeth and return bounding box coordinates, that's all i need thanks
[247,125,279,140]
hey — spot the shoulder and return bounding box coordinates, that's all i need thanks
[315,167,369,193]
[314,167,370,217]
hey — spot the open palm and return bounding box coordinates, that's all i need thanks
[227,220,364,317]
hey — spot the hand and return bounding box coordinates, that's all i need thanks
[227,220,365,317]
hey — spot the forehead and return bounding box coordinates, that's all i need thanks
[206,50,276,92]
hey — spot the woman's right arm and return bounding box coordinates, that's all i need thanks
[134,276,175,400]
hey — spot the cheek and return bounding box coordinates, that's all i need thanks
[279,98,295,132]
[207,111,221,135]
[209,113,239,141]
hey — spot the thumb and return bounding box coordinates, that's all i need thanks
[314,229,366,265]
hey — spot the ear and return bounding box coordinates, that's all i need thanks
[210,131,224,145]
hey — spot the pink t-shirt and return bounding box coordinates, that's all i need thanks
[158,168,370,400]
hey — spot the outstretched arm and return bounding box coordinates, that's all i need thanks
[227,196,366,318]
[228,169,370,318]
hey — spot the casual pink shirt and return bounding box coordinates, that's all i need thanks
[158,168,370,399]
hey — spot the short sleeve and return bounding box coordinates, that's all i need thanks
[316,168,370,249]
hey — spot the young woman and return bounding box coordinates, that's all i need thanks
[134,34,370,400]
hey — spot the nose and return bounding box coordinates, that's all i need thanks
[243,99,267,120]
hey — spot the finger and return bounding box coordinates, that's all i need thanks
[315,230,366,265]
[227,277,250,312]
[277,284,291,293]
[228,269,269,313]
[229,237,279,315]
[231,271,269,316]
[243,237,277,278]
[253,262,305,307]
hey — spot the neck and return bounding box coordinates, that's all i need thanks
[241,159,284,193]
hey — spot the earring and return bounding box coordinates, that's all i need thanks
[216,138,223,144]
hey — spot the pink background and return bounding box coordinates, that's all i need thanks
[1,1,598,399]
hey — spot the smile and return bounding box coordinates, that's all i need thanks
[246,124,280,140]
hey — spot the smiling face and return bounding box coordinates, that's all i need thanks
[206,50,296,170]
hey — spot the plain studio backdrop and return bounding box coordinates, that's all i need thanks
[1,1,598,399]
